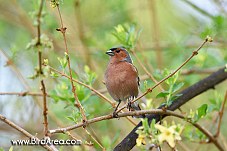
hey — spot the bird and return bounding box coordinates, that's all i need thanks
[104,47,142,117]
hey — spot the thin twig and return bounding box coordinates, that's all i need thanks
[56,4,87,122]
[139,68,218,81]
[0,92,46,97]
[0,114,54,150]
[36,0,49,137]
[214,90,227,138]
[131,51,164,91]
[190,122,224,151]
[48,66,115,106]
[115,37,210,114]
[85,128,105,150]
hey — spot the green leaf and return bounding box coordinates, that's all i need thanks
[197,104,208,119]
[142,118,149,133]
[169,93,183,102]
[66,116,75,122]
[156,91,169,98]
[150,119,157,134]
[50,71,59,78]
[57,57,67,69]
[172,82,184,93]
[112,23,141,49]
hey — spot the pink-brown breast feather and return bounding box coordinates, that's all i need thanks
[105,61,139,102]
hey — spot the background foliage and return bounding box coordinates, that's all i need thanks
[0,0,227,150]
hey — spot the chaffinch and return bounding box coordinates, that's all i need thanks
[104,47,142,117]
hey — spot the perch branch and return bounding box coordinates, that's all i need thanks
[114,67,227,151]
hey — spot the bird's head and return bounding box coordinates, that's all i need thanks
[106,47,133,63]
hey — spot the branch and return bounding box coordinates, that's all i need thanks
[131,51,164,91]
[214,90,227,137]
[48,66,115,106]
[48,109,186,134]
[48,103,224,151]
[0,114,54,150]
[35,0,49,137]
[115,37,211,114]
[114,67,227,151]
[0,91,45,97]
[55,4,87,122]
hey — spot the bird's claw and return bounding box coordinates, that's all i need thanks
[112,111,119,118]
[127,101,132,111]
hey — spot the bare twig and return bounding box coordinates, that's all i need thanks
[0,91,46,97]
[0,114,54,150]
[36,0,49,137]
[115,37,210,114]
[214,90,227,138]
[139,68,218,81]
[131,51,164,91]
[48,66,115,106]
[85,128,105,150]
[190,121,224,151]
[55,4,87,122]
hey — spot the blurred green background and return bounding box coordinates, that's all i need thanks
[0,0,227,150]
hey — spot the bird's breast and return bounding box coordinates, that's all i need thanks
[104,62,139,101]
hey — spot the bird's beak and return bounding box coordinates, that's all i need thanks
[106,50,114,56]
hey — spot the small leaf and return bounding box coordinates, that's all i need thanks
[142,118,149,133]
[50,71,59,78]
[197,104,208,120]
[172,82,184,93]
[169,93,183,102]
[66,116,75,122]
[156,91,169,98]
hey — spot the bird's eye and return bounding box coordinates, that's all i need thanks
[116,50,120,53]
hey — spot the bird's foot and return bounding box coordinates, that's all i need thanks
[127,101,132,111]
[112,111,119,118]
